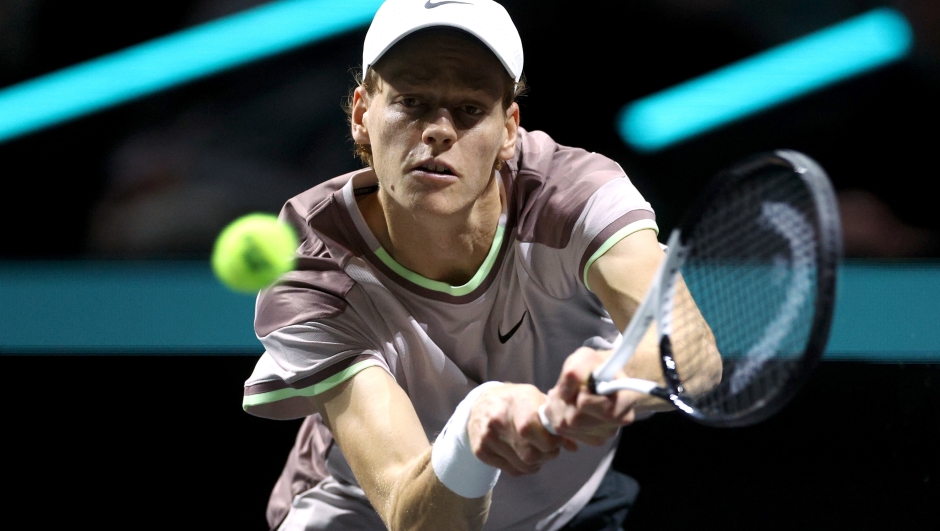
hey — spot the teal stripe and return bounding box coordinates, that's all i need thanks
[1,261,939,360]
[827,263,940,361]
[0,0,384,144]
[0,261,258,353]
[617,8,913,152]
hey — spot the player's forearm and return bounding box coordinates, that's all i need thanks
[383,448,490,531]
[588,231,721,400]
[619,339,680,414]
[624,305,721,405]
[669,288,722,397]
[318,369,503,531]
[595,262,721,408]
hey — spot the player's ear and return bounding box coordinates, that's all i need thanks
[498,101,519,162]
[351,86,371,145]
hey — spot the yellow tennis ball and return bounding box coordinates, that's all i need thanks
[211,213,298,293]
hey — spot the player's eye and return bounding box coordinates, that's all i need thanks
[461,105,483,116]
[399,97,419,108]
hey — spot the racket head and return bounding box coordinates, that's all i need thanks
[665,149,842,427]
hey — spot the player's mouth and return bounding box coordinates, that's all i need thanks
[411,159,458,179]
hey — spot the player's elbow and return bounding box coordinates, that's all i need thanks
[384,458,490,531]
[387,493,490,531]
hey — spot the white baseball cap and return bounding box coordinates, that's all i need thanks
[362,0,524,82]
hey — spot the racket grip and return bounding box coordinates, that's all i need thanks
[587,373,598,394]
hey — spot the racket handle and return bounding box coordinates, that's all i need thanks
[537,403,557,435]
[540,376,673,435]
[594,377,662,396]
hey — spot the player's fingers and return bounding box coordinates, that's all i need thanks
[556,347,601,402]
[512,440,560,467]
[553,426,616,447]
[520,416,565,453]
[507,420,562,465]
[556,396,622,445]
[474,447,529,477]
[574,389,618,420]
[479,420,546,474]
[556,417,619,446]
[573,387,642,424]
[474,423,536,475]
[543,389,608,449]
[611,390,642,424]
[557,367,583,403]
[562,406,619,433]
[485,439,544,476]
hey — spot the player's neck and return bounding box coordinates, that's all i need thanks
[361,178,503,286]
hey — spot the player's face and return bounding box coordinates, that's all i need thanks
[351,30,519,218]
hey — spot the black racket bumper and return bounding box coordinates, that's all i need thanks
[659,335,685,396]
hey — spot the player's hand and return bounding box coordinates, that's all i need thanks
[466,383,578,477]
[542,347,642,446]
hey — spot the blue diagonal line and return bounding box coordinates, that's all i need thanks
[0,0,384,144]
[618,8,913,153]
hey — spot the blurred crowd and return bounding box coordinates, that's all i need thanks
[1,0,938,259]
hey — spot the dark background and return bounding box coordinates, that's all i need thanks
[2,357,936,529]
[3,0,940,259]
[1,0,938,529]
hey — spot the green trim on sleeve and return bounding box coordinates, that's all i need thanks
[374,225,504,297]
[582,220,660,292]
[242,359,384,410]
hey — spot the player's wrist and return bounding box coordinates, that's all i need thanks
[431,381,504,498]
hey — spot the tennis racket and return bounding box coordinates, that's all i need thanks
[543,149,842,428]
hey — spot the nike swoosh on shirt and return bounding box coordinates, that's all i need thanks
[498,311,527,344]
[425,0,472,8]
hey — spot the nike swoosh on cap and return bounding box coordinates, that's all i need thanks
[425,0,472,8]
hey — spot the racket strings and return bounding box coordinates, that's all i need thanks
[668,170,822,419]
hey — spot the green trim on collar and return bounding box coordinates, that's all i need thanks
[375,225,505,297]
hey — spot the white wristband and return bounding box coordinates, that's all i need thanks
[431,381,504,498]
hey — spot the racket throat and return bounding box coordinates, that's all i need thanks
[659,335,685,397]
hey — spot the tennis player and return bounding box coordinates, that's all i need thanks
[242,1,718,530]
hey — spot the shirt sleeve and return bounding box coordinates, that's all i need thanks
[573,176,659,291]
[242,269,390,420]
[513,132,658,298]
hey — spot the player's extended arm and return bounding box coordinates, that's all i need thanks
[586,229,721,409]
[314,366,566,531]
[314,366,486,531]
[544,229,721,444]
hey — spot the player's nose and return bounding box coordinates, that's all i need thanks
[422,110,456,147]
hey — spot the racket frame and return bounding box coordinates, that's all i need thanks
[589,150,842,427]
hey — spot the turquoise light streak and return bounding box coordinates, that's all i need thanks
[1,262,938,359]
[618,8,913,153]
[0,0,384,144]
